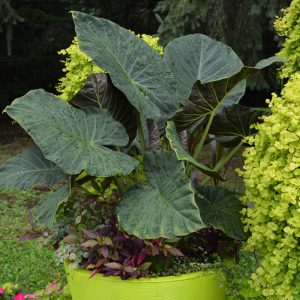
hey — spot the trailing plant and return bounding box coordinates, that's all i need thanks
[274,0,300,79]
[240,74,300,299]
[0,11,283,279]
[224,249,261,299]
[57,215,186,279]
[237,2,300,298]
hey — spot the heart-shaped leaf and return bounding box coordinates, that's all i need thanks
[117,150,204,239]
[164,34,244,100]
[195,185,247,240]
[4,89,138,177]
[72,12,181,119]
[0,146,67,189]
[165,121,224,180]
[164,34,284,130]
[173,80,246,131]
[71,73,137,142]
[35,182,71,228]
[209,104,267,140]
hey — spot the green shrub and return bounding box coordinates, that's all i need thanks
[240,74,300,299]
[56,35,163,100]
[274,0,300,79]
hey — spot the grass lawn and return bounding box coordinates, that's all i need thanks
[0,127,65,293]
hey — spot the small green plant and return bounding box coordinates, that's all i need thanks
[0,280,71,299]
[224,249,261,299]
[0,12,282,280]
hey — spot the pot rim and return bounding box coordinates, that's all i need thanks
[65,263,223,283]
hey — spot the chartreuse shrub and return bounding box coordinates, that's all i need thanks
[236,1,300,298]
[0,11,282,281]
[57,35,163,100]
[274,0,300,79]
[240,74,300,299]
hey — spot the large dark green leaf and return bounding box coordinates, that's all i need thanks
[117,150,204,239]
[71,73,137,142]
[164,34,244,99]
[0,146,67,189]
[5,89,138,177]
[195,185,246,240]
[173,80,246,131]
[210,104,267,140]
[165,121,224,181]
[164,34,284,130]
[34,182,71,228]
[72,12,181,119]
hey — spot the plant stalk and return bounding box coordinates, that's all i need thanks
[136,114,146,154]
[113,177,123,192]
[186,113,215,177]
[202,140,244,185]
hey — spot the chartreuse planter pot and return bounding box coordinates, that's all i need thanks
[65,265,227,300]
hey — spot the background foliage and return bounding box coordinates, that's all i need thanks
[0,0,159,109]
[0,0,292,110]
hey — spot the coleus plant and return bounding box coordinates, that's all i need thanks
[62,214,185,279]
[0,12,283,277]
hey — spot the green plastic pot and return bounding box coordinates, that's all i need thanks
[65,264,227,300]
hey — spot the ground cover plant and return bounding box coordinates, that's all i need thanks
[0,135,65,295]
[0,11,283,285]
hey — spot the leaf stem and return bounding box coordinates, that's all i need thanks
[186,112,215,177]
[137,114,146,155]
[76,175,93,186]
[113,177,123,192]
[202,140,243,185]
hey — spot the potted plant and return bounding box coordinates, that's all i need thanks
[0,11,283,300]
